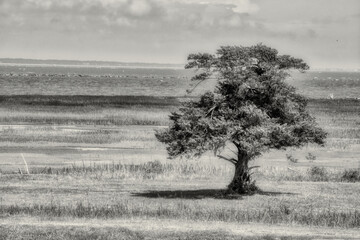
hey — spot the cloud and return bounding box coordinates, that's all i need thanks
[0,0,166,32]
[0,0,261,32]
[169,0,259,13]
[129,0,152,16]
[0,0,358,68]
[205,0,258,13]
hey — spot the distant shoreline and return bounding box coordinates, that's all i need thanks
[0,59,184,70]
[0,62,184,70]
[1,58,359,72]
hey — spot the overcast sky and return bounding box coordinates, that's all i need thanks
[0,0,359,69]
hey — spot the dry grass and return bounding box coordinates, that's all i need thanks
[1,157,360,230]
[0,126,158,144]
[20,160,360,184]
[1,201,358,228]
[253,165,360,182]
[0,95,180,126]
[0,95,181,107]
[0,171,359,228]
[0,98,358,148]
[25,160,233,180]
[0,106,171,126]
[0,97,359,238]
[0,224,322,240]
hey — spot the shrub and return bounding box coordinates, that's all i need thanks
[341,169,360,182]
[143,161,165,179]
[286,154,298,164]
[308,166,328,181]
[305,153,317,162]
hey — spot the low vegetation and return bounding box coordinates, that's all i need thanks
[0,126,156,144]
[15,160,360,184]
[1,165,360,231]
[0,225,321,240]
[2,200,359,228]
[0,95,359,238]
[0,95,181,107]
[27,160,232,180]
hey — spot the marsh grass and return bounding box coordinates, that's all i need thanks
[1,197,359,228]
[0,97,358,130]
[0,226,143,240]
[1,162,360,231]
[0,95,180,126]
[253,166,360,183]
[23,160,360,184]
[0,98,358,151]
[0,95,181,107]
[0,225,314,240]
[0,126,157,144]
[29,160,232,180]
[0,97,359,232]
[0,106,171,126]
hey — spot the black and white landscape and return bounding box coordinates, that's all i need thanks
[0,0,359,239]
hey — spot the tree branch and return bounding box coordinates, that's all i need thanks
[248,166,260,171]
[206,105,217,119]
[186,79,207,94]
[226,145,238,156]
[217,155,237,165]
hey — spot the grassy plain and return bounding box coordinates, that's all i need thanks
[1,170,360,239]
[0,95,359,239]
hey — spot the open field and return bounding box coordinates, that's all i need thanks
[1,169,360,239]
[0,94,359,238]
[0,96,359,172]
[3,219,360,240]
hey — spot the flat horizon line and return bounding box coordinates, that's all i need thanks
[0,58,359,72]
[0,57,184,67]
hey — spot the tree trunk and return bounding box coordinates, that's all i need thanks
[227,151,256,194]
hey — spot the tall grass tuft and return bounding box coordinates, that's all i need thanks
[1,201,359,228]
[254,166,360,183]
[29,160,232,181]
[24,160,360,183]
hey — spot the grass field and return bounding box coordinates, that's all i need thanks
[1,170,360,239]
[0,95,359,239]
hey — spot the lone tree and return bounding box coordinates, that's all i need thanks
[156,44,327,194]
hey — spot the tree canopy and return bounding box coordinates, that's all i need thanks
[156,44,327,194]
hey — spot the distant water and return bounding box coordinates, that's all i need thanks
[0,65,195,96]
[289,71,360,99]
[0,65,359,98]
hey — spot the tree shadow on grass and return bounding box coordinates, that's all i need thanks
[132,189,297,200]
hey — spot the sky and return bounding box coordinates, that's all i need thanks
[0,0,359,69]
